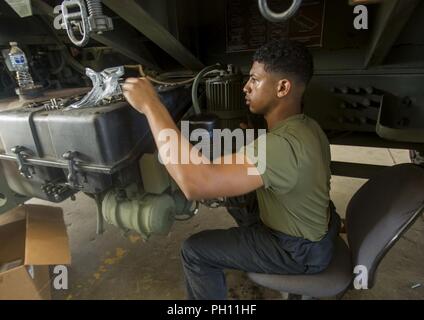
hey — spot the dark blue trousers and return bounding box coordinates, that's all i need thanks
[181,193,341,300]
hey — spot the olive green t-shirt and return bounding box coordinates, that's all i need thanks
[243,114,331,242]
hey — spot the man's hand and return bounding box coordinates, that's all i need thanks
[122,77,161,113]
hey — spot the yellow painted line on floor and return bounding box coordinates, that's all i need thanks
[129,234,142,244]
[104,248,127,265]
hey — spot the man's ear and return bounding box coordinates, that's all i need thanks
[277,79,291,98]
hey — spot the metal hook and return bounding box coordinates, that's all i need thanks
[258,0,303,23]
[61,0,90,47]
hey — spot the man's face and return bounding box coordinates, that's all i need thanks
[243,61,279,115]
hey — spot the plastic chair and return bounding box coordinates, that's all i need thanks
[248,164,424,299]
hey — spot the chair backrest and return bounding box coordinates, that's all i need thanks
[346,164,424,289]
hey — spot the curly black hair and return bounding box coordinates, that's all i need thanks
[253,39,314,86]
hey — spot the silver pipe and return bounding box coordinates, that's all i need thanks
[0,154,112,174]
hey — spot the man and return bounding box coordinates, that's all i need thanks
[123,39,340,300]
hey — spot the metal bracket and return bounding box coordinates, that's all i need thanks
[41,182,75,202]
[62,151,82,189]
[11,146,34,179]
[61,0,90,47]
[60,0,114,47]
[94,193,105,235]
[376,94,424,143]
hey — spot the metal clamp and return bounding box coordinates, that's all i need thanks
[258,0,303,23]
[60,0,114,47]
[61,0,90,47]
[63,151,82,189]
[11,146,33,179]
[86,0,114,35]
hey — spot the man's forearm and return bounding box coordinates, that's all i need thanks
[143,101,209,197]
[123,77,263,201]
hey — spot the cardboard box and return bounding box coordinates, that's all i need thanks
[0,205,71,300]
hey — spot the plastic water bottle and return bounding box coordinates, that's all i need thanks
[8,42,35,89]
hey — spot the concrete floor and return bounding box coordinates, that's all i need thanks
[27,146,424,300]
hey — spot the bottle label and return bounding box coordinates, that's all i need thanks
[12,54,26,65]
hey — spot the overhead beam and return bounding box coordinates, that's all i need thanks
[364,0,421,68]
[91,29,158,70]
[103,0,204,71]
[31,0,157,69]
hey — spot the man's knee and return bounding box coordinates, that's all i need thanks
[181,232,207,264]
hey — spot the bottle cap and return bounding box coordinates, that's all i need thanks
[9,42,18,46]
